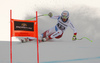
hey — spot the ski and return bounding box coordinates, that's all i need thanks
[20,38,44,43]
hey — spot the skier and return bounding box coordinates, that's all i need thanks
[21,11,77,42]
[39,11,77,42]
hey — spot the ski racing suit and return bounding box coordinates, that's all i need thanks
[41,16,77,39]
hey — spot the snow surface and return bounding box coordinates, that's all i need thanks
[0,0,100,63]
[0,41,100,63]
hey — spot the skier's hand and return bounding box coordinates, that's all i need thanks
[72,35,77,41]
[48,12,53,17]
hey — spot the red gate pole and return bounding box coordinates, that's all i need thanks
[36,11,39,63]
[10,10,12,63]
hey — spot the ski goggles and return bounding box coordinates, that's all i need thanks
[61,15,68,19]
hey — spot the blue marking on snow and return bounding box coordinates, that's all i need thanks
[40,56,100,63]
[1,56,100,63]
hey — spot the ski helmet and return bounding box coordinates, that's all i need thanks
[61,11,69,19]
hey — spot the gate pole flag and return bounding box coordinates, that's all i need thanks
[10,10,39,63]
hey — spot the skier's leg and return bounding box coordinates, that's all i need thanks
[55,32,63,39]
[41,26,56,38]
[42,30,63,42]
[39,26,56,39]
[39,26,58,42]
[48,30,63,39]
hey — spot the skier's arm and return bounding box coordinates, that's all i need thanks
[68,21,77,41]
[48,12,59,19]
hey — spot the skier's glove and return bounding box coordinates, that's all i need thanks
[48,12,53,17]
[72,35,77,41]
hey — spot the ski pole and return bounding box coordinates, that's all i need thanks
[27,14,48,20]
[77,37,93,42]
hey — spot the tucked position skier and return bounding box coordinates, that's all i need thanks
[21,11,77,42]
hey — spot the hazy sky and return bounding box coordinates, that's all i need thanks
[0,0,100,41]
